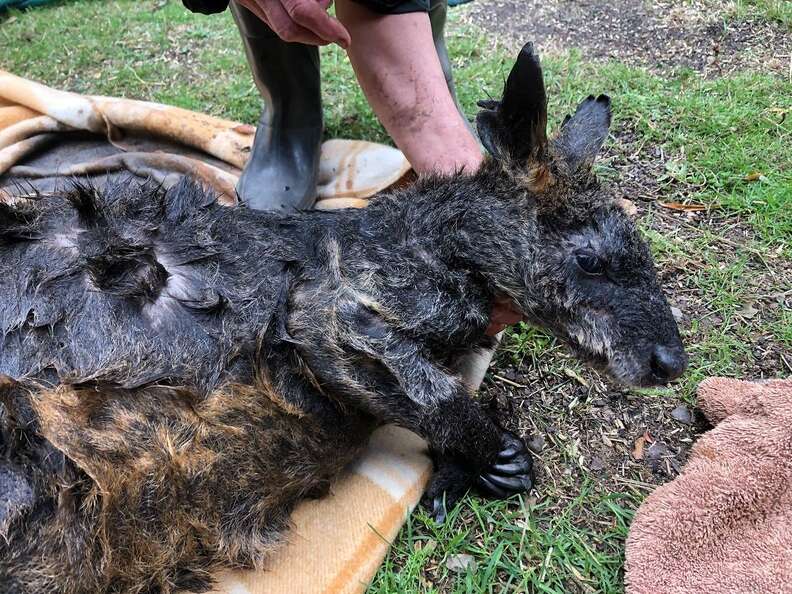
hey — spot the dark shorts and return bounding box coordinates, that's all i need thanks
[351,0,431,14]
[183,0,431,16]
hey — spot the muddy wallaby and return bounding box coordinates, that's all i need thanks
[0,44,686,594]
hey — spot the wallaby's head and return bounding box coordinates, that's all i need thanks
[477,43,686,387]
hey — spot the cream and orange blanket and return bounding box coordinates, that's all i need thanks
[0,71,429,594]
[0,69,411,207]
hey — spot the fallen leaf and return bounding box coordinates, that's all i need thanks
[670,306,684,322]
[446,554,477,574]
[633,431,653,460]
[563,367,590,387]
[744,171,762,182]
[632,435,646,460]
[615,198,638,217]
[659,201,707,212]
[736,303,759,319]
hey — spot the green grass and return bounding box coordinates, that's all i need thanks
[499,323,561,368]
[729,0,792,27]
[535,57,792,246]
[369,486,639,593]
[1,1,791,592]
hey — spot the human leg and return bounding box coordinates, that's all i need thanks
[335,0,482,175]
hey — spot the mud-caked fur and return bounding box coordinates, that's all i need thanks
[0,44,686,594]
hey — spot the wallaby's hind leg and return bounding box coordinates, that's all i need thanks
[0,372,368,594]
[0,375,45,539]
[0,375,95,594]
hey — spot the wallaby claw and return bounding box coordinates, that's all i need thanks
[423,429,534,522]
[476,430,534,499]
[430,495,448,525]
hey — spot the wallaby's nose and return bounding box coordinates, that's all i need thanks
[651,345,688,382]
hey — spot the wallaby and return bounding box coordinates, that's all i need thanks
[0,44,686,594]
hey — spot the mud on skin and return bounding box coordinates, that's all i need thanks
[0,43,686,594]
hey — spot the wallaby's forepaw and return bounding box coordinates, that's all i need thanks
[422,430,534,523]
[476,429,534,499]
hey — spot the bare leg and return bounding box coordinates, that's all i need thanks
[335,1,482,175]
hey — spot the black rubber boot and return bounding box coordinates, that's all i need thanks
[230,2,322,211]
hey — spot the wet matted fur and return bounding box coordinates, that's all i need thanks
[0,44,686,594]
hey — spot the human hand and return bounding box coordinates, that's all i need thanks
[486,295,524,336]
[237,0,351,48]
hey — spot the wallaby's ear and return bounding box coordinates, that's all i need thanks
[554,94,612,172]
[476,42,547,164]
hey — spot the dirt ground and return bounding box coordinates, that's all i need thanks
[462,0,791,76]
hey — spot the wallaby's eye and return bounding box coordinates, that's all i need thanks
[575,251,605,275]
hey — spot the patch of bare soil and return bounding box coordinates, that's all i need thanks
[481,368,703,499]
[461,0,792,76]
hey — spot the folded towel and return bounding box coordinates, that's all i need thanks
[626,377,792,594]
